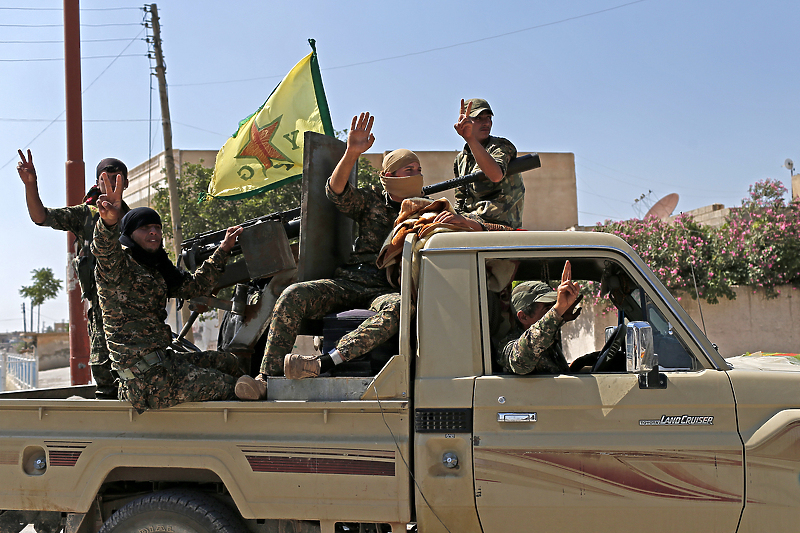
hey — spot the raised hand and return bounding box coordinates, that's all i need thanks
[97,172,124,226]
[220,225,244,252]
[346,112,376,157]
[453,99,475,141]
[17,149,37,185]
[555,260,581,317]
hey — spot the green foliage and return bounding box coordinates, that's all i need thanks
[19,268,62,307]
[594,178,800,304]
[153,161,302,243]
[153,157,382,243]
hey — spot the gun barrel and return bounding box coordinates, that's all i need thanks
[422,153,541,196]
[179,206,301,270]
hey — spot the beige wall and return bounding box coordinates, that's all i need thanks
[364,151,578,231]
[129,149,579,231]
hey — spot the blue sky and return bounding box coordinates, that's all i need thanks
[1,0,798,330]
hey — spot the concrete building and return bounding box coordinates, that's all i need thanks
[126,149,217,209]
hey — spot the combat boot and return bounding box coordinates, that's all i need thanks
[284,354,321,379]
[235,375,267,400]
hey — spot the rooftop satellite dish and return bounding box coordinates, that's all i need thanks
[644,193,679,221]
[785,158,794,171]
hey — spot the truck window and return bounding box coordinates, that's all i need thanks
[482,256,699,375]
[640,291,697,370]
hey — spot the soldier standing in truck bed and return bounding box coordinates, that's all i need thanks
[92,176,245,413]
[452,98,525,230]
[17,150,130,399]
[236,112,429,399]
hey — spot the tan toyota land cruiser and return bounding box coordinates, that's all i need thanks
[1,134,798,533]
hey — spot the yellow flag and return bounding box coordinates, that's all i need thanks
[209,41,333,200]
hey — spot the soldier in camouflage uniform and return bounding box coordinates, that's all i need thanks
[453,98,525,229]
[17,150,130,399]
[92,176,244,413]
[496,261,581,375]
[236,112,426,399]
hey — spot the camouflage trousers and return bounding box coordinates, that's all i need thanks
[120,349,244,413]
[260,278,400,376]
[87,304,115,397]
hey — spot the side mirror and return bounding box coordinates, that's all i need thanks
[626,321,658,374]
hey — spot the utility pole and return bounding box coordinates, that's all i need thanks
[22,303,26,333]
[63,0,91,385]
[148,4,192,340]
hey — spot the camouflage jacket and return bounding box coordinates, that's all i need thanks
[326,179,400,286]
[91,218,229,370]
[496,307,569,375]
[454,136,525,229]
[39,200,130,302]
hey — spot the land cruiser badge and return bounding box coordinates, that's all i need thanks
[639,415,714,426]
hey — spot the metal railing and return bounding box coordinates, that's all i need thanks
[1,352,38,391]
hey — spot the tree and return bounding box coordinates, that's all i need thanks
[19,268,63,333]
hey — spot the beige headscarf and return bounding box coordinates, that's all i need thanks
[380,149,423,199]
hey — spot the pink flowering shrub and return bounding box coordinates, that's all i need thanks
[593,179,800,303]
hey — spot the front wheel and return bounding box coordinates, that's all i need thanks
[98,490,247,533]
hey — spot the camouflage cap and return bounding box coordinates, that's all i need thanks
[465,98,493,118]
[511,281,557,313]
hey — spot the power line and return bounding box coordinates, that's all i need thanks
[0,22,140,27]
[0,38,138,43]
[0,54,143,62]
[0,27,146,171]
[0,6,141,10]
[171,0,649,88]
[0,118,158,123]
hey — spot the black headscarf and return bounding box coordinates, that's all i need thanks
[119,207,186,291]
[96,158,128,181]
[85,158,128,206]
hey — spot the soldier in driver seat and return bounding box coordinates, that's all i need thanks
[494,261,582,375]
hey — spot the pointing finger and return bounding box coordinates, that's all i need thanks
[561,260,572,283]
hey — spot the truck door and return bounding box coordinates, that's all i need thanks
[471,254,743,533]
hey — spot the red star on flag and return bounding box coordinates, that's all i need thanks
[236,116,292,170]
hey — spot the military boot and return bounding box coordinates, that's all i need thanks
[284,354,322,379]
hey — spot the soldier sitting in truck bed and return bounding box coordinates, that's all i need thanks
[93,175,245,412]
[236,112,430,399]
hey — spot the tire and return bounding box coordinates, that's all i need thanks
[98,490,247,533]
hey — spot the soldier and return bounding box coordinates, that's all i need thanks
[17,149,130,399]
[236,112,426,399]
[496,261,582,375]
[92,175,244,413]
[452,98,525,230]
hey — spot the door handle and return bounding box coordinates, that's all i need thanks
[497,412,537,423]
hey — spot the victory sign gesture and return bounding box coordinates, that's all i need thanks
[97,172,124,226]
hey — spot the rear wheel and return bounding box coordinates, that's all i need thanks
[98,490,247,533]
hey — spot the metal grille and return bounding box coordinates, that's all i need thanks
[415,408,472,433]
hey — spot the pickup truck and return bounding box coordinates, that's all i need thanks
[2,134,799,533]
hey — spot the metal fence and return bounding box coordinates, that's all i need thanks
[1,352,38,391]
